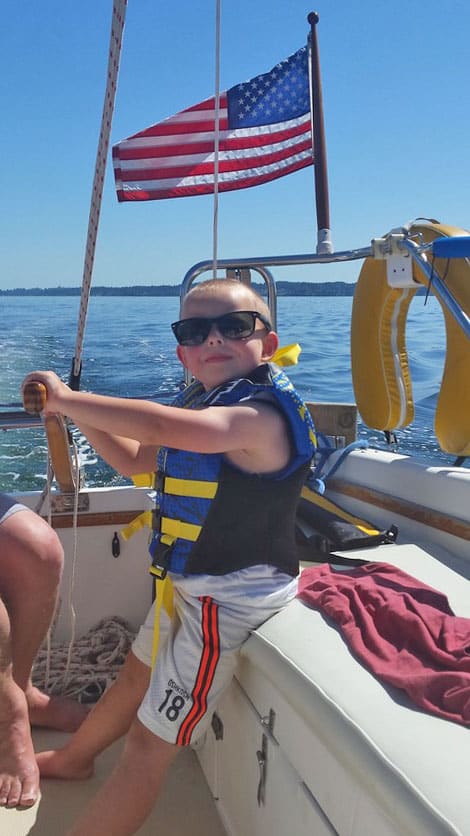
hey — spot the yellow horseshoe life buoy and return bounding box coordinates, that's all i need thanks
[351,220,470,457]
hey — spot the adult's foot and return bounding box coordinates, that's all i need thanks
[0,687,39,808]
[26,686,89,733]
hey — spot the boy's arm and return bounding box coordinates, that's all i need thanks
[22,371,291,473]
[74,419,158,478]
[22,372,158,477]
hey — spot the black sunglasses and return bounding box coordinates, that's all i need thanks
[171,310,272,346]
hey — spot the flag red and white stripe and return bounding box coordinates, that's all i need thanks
[113,47,313,201]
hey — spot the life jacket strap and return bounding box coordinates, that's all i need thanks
[151,574,175,668]
[297,485,399,555]
[300,486,379,535]
[163,517,201,540]
[121,510,153,541]
[131,472,155,488]
[158,474,218,499]
[121,472,156,540]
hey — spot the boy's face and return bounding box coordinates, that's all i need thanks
[175,285,278,390]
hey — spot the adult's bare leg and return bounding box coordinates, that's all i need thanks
[0,509,87,731]
[37,650,151,779]
[0,507,85,807]
[0,596,38,808]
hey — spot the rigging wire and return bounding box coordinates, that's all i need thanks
[71,0,128,388]
[62,442,81,690]
[36,437,82,694]
[212,0,221,280]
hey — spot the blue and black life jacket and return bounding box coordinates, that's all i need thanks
[149,363,316,578]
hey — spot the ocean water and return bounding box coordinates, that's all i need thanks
[0,293,465,492]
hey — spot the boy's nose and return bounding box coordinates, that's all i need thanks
[206,324,224,343]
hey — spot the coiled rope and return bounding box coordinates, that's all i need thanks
[33,616,136,704]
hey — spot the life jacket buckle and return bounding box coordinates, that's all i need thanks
[149,538,173,581]
[150,561,168,581]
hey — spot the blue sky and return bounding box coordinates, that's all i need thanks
[1,0,469,289]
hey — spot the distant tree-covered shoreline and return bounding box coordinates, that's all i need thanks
[0,281,357,297]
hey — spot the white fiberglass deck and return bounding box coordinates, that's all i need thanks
[0,730,226,836]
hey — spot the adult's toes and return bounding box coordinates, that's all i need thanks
[6,776,23,808]
[18,775,39,809]
[0,775,12,806]
[0,774,38,809]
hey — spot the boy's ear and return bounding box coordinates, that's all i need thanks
[176,345,187,367]
[261,330,279,361]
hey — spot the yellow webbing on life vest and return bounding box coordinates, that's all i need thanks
[151,573,175,668]
[164,477,218,499]
[122,511,203,543]
[120,473,155,539]
[121,511,153,541]
[123,475,218,541]
[161,517,201,542]
[131,473,155,488]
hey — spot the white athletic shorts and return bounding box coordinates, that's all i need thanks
[134,565,297,746]
[0,492,27,525]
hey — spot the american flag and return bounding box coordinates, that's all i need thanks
[112,47,313,201]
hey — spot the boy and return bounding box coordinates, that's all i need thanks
[0,493,88,809]
[23,278,315,835]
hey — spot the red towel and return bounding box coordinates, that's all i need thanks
[297,562,470,726]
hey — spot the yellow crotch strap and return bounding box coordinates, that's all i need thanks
[151,570,175,669]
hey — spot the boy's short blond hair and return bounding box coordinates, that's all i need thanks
[183,278,273,327]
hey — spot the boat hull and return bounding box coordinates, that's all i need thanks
[5,448,470,835]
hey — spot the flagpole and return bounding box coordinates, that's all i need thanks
[308,11,333,254]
